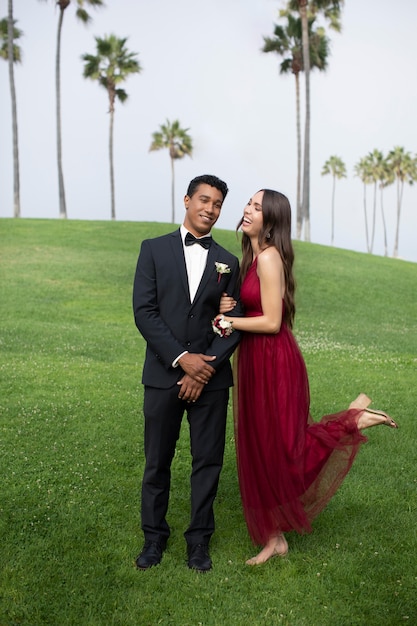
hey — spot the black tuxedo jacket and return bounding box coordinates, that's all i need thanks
[133,229,242,390]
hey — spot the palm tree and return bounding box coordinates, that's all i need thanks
[364,150,384,254]
[321,155,346,245]
[0,4,22,217]
[373,150,393,257]
[150,120,193,223]
[288,0,343,242]
[263,12,329,239]
[82,34,141,220]
[263,15,303,237]
[354,156,373,253]
[40,0,105,219]
[386,146,417,258]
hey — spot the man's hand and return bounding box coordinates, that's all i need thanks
[177,375,205,403]
[178,353,216,384]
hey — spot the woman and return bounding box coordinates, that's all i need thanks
[216,189,398,566]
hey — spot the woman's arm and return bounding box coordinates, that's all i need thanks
[220,247,284,334]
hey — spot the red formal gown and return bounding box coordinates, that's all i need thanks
[236,258,367,545]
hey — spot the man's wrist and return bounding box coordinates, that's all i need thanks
[172,351,188,368]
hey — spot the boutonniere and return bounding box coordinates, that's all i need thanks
[215,262,231,283]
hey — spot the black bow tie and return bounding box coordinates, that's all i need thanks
[185,232,212,249]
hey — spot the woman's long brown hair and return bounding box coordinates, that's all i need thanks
[237,189,296,328]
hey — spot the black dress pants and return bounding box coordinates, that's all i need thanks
[141,384,229,547]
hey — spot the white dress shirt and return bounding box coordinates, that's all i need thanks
[172,226,212,367]
[181,225,210,302]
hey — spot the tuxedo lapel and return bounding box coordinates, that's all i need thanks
[169,230,190,302]
[191,242,218,306]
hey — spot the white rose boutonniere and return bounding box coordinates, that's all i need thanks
[215,262,231,283]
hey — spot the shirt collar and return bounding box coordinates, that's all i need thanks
[180,224,212,244]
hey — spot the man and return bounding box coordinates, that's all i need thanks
[133,174,242,572]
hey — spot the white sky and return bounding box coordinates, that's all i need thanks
[1,0,416,263]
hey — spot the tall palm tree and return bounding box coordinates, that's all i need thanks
[354,156,373,253]
[288,0,343,242]
[386,146,417,258]
[321,155,346,245]
[40,0,105,218]
[364,150,384,254]
[149,120,193,223]
[82,34,141,220]
[0,5,22,217]
[263,15,303,236]
[364,149,401,256]
[372,150,393,257]
[263,12,329,239]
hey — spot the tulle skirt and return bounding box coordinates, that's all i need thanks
[235,327,367,544]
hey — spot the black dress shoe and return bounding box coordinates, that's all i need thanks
[187,543,212,572]
[136,541,164,570]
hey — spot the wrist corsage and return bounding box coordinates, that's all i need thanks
[215,262,231,283]
[212,315,234,337]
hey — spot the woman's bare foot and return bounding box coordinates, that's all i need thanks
[349,394,398,429]
[357,408,398,430]
[246,534,288,566]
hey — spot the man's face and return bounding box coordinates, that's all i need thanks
[183,183,224,236]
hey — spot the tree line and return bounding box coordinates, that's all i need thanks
[2,1,415,259]
[322,149,416,258]
[2,0,346,227]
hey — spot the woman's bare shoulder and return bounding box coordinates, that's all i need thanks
[257,246,282,268]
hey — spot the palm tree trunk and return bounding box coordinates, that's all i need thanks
[362,183,370,253]
[379,186,388,256]
[331,174,336,246]
[300,0,311,242]
[392,178,403,258]
[370,182,377,253]
[170,157,175,223]
[8,0,20,217]
[56,7,67,218]
[295,72,302,239]
[109,108,116,220]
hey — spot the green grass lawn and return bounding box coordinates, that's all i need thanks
[1,218,416,626]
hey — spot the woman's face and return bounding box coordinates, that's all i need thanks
[241,190,264,238]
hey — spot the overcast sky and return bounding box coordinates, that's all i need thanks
[1,0,416,263]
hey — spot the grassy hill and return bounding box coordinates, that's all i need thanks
[1,218,416,626]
